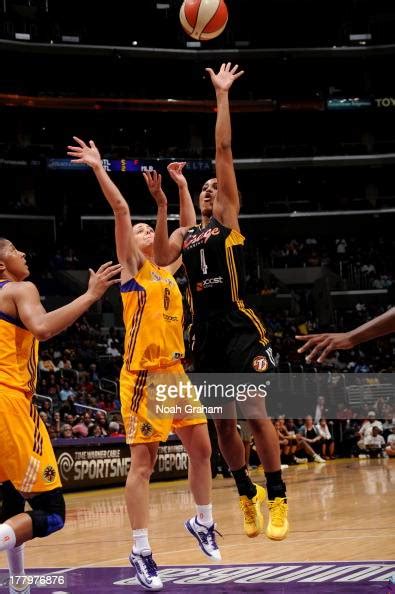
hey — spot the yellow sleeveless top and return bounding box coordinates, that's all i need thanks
[121,260,184,371]
[0,280,38,396]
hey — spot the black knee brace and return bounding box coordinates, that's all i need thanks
[0,481,25,521]
[26,488,65,538]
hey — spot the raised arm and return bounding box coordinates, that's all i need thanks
[167,162,196,227]
[295,307,395,363]
[12,263,121,341]
[142,170,185,268]
[205,63,244,231]
[67,137,144,280]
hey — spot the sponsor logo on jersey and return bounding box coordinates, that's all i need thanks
[140,422,154,437]
[43,465,57,483]
[151,271,176,287]
[196,276,224,291]
[183,226,220,249]
[252,355,269,373]
[163,314,178,322]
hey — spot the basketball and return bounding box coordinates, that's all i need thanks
[179,0,228,41]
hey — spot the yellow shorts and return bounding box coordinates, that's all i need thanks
[0,387,62,493]
[120,362,206,445]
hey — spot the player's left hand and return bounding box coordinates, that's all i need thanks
[295,332,354,363]
[205,62,244,92]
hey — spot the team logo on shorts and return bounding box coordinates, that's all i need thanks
[252,355,269,373]
[140,422,154,437]
[43,465,57,484]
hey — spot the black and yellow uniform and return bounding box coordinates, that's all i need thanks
[0,280,61,493]
[182,218,275,373]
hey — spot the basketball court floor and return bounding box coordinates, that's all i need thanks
[9,458,395,593]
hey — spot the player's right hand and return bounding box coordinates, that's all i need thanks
[67,137,102,169]
[295,332,354,363]
[143,170,167,207]
[87,261,122,300]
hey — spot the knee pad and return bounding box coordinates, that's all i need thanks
[0,481,25,521]
[26,488,65,538]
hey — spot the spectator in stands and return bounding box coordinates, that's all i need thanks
[336,402,355,420]
[50,411,61,438]
[39,351,58,374]
[58,351,73,371]
[59,381,76,403]
[316,419,335,459]
[89,424,105,437]
[357,411,383,454]
[298,415,323,454]
[72,412,93,438]
[76,362,89,383]
[106,340,121,357]
[59,395,78,419]
[38,399,53,424]
[89,363,100,384]
[94,411,108,435]
[108,421,126,438]
[335,238,347,255]
[385,427,395,457]
[314,396,329,424]
[362,426,385,458]
[60,424,74,438]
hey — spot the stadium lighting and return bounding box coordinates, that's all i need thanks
[186,41,201,48]
[61,35,80,43]
[156,3,170,8]
[349,33,372,46]
[15,32,30,41]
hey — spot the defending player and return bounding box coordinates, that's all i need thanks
[67,138,221,592]
[151,64,288,541]
[295,307,395,362]
[0,239,121,594]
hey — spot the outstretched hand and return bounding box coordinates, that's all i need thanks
[167,162,187,188]
[142,170,167,207]
[295,332,354,363]
[67,137,102,169]
[87,261,122,300]
[205,62,244,93]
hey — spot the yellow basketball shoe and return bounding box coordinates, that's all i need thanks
[265,497,289,541]
[239,484,266,538]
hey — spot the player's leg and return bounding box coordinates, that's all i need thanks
[176,422,221,560]
[215,416,266,538]
[126,442,162,592]
[0,392,65,594]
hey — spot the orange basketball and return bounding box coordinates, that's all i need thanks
[179,0,228,41]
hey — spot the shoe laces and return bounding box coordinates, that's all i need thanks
[197,523,222,549]
[268,497,287,526]
[138,553,159,579]
[239,498,257,523]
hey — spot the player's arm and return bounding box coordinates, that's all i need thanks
[295,307,395,363]
[143,170,186,267]
[67,137,144,278]
[167,162,197,227]
[206,63,244,231]
[12,263,121,341]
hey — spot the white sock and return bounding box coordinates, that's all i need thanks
[0,524,16,551]
[132,529,150,554]
[196,504,213,527]
[7,544,25,576]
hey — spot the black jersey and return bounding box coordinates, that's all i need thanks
[181,217,269,347]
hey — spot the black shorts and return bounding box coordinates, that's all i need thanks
[191,309,276,374]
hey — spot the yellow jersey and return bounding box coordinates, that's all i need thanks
[121,260,184,371]
[0,280,38,397]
